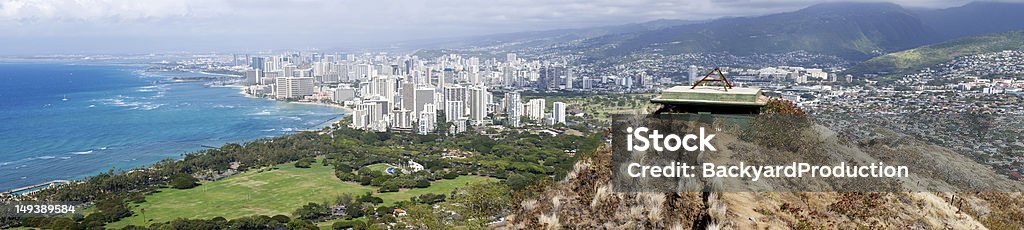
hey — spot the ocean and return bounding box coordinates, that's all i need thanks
[0,63,345,190]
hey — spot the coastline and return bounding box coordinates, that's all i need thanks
[0,67,349,192]
[196,70,242,78]
[235,86,352,128]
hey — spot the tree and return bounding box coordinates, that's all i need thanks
[92,198,133,223]
[378,183,399,193]
[293,202,329,220]
[413,193,446,205]
[295,158,314,168]
[357,192,383,204]
[332,219,366,230]
[287,219,318,230]
[170,173,199,189]
[449,182,513,220]
[414,179,431,188]
[271,214,291,224]
[403,205,446,229]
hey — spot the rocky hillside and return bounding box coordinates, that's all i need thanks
[503,119,1023,229]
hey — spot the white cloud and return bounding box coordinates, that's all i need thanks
[0,0,1017,54]
[0,0,226,21]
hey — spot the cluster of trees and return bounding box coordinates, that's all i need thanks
[10,119,601,228]
[119,215,318,230]
[292,192,384,221]
[18,198,132,229]
[402,183,515,229]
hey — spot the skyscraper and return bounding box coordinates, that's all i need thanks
[506,53,517,66]
[467,86,489,126]
[414,87,436,120]
[688,65,698,85]
[401,82,416,112]
[505,92,522,127]
[418,103,437,135]
[275,77,314,99]
[445,100,465,123]
[244,69,260,85]
[552,102,566,125]
[525,99,545,121]
[250,57,266,71]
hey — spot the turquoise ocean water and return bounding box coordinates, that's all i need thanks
[0,63,344,190]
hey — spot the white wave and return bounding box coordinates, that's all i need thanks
[71,150,94,155]
[37,156,56,159]
[59,156,71,160]
[251,110,272,116]
[261,129,276,132]
[132,104,164,110]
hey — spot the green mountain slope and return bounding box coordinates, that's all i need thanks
[578,2,939,61]
[847,30,1024,76]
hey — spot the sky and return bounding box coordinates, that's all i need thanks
[0,0,1012,55]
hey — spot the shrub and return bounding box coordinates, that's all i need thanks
[170,173,199,189]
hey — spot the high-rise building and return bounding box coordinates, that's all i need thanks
[467,86,489,126]
[443,85,467,104]
[418,103,437,135]
[392,109,413,129]
[445,100,465,122]
[505,92,522,127]
[688,65,698,85]
[332,87,356,102]
[275,77,314,99]
[364,96,390,131]
[244,69,260,85]
[414,87,436,119]
[552,102,566,125]
[401,82,416,112]
[352,104,370,130]
[250,57,266,71]
[506,53,517,66]
[525,99,545,121]
[351,96,389,132]
[565,70,574,89]
[283,64,296,78]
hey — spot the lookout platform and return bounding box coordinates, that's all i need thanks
[651,67,768,114]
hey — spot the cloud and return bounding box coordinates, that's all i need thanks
[0,0,230,22]
[0,0,1016,54]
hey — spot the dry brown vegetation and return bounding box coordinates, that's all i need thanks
[503,112,1023,229]
[504,147,705,229]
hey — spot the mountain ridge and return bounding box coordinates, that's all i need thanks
[846,29,1024,76]
[407,1,1024,64]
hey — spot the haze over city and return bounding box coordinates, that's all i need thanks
[1,0,1018,54]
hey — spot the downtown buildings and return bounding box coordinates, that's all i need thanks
[238,52,571,135]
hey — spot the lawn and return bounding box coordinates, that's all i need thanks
[363,163,392,173]
[106,162,493,228]
[376,176,497,206]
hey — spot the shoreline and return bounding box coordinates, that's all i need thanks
[234,86,352,129]
[196,70,242,78]
[2,76,349,193]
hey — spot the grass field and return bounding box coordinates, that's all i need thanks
[376,176,496,206]
[363,163,392,173]
[106,162,493,228]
